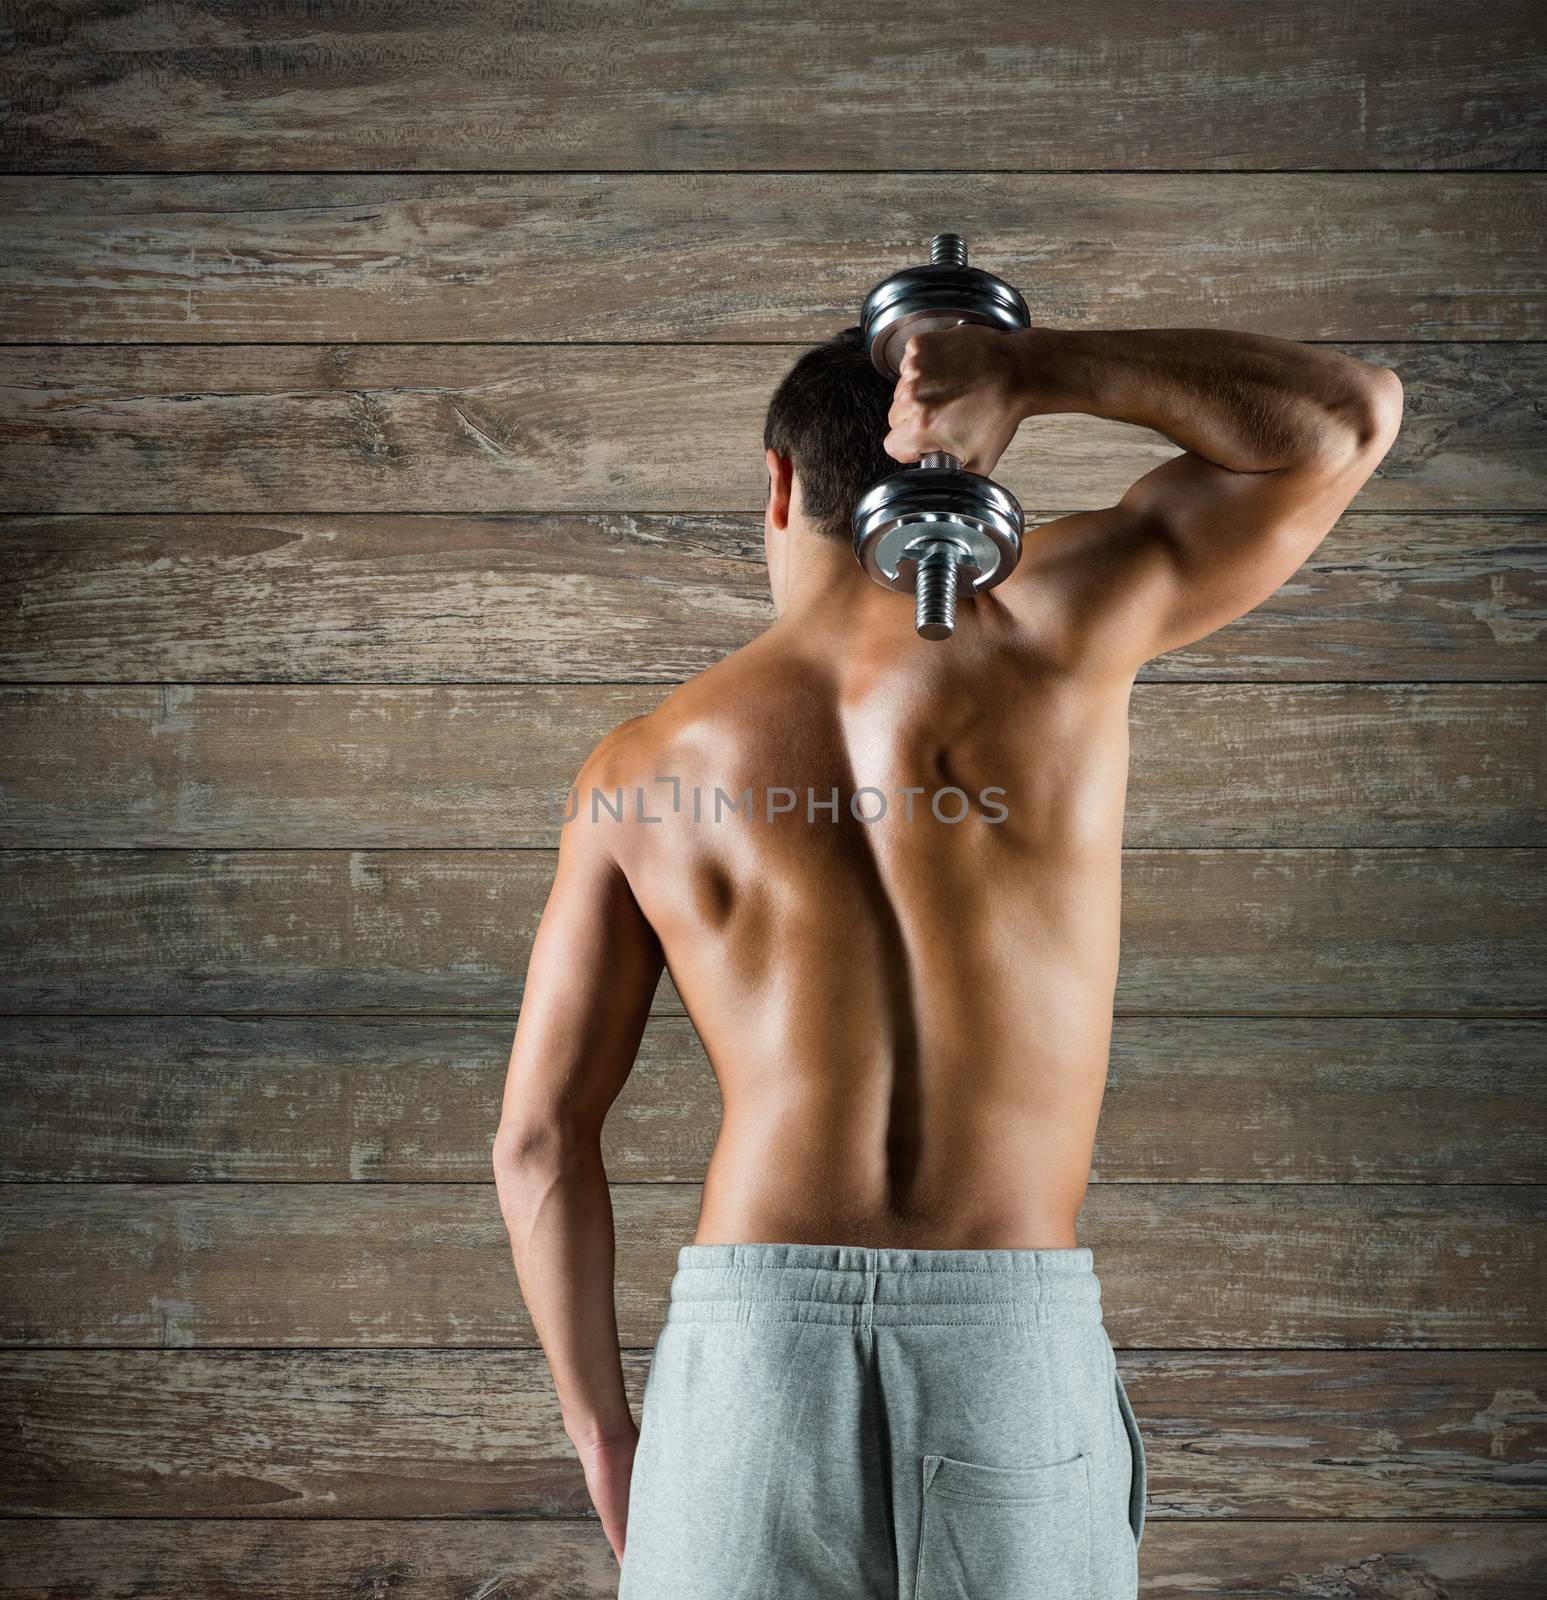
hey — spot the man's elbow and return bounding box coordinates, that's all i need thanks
[1327,363,1403,464]
[493,1114,596,1212]
[1354,365,1404,454]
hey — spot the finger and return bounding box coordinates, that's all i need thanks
[886,422,950,463]
[883,425,921,463]
[896,408,948,448]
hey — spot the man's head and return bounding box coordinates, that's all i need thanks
[762,328,897,604]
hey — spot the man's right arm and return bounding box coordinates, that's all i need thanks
[494,735,664,1564]
[886,324,1403,672]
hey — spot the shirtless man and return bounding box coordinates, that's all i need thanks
[495,319,1402,1597]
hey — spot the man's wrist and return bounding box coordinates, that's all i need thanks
[567,1411,638,1454]
[1007,326,1090,420]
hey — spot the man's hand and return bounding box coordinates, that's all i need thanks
[883,324,1029,474]
[576,1418,639,1565]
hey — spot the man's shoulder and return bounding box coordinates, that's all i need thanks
[578,636,805,795]
[575,708,661,797]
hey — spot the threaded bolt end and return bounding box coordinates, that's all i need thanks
[914,546,960,640]
[930,233,967,268]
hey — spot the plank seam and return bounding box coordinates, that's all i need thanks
[2,679,1543,689]
[2,1010,1541,1022]
[0,336,1541,351]
[1,845,1540,854]
[4,1179,1544,1188]
[1,1513,1544,1524]
[2,167,1544,177]
[4,1344,1543,1355]
[5,509,1544,522]
[1,677,1544,684]
[3,509,1540,519]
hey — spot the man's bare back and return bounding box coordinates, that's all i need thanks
[588,553,1133,1250]
[495,319,1401,1562]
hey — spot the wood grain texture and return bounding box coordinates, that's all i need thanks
[0,1015,714,1184]
[3,515,1535,684]
[5,174,1544,343]
[4,848,1541,1015]
[2,1349,1542,1516]
[0,1521,615,1600]
[4,0,1542,1584]
[1,1520,1543,1600]
[1,344,1540,514]
[2,683,1540,849]
[0,512,771,684]
[4,1,1542,172]
[1137,1524,1547,1600]
[4,511,1542,684]
[2,1015,1543,1186]
[1,1185,1540,1349]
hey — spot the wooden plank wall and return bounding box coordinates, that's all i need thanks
[1,3,1544,1595]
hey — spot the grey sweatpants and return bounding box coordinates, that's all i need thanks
[618,1243,1147,1599]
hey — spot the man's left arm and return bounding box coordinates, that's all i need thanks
[494,754,664,1562]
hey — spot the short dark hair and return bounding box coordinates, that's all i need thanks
[762,325,897,542]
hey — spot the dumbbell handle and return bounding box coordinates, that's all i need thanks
[854,233,1029,641]
[903,452,974,640]
[913,543,962,641]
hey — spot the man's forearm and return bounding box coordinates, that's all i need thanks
[1010,327,1396,475]
[495,1130,634,1448]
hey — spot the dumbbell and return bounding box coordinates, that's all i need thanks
[852,233,1031,640]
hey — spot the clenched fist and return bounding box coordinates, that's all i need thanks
[883,324,1031,475]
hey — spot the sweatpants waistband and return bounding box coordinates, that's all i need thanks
[665,1242,1104,1329]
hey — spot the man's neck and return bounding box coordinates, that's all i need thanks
[774,524,902,636]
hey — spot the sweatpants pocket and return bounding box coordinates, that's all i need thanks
[1113,1364,1147,1549]
[913,1451,1092,1600]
